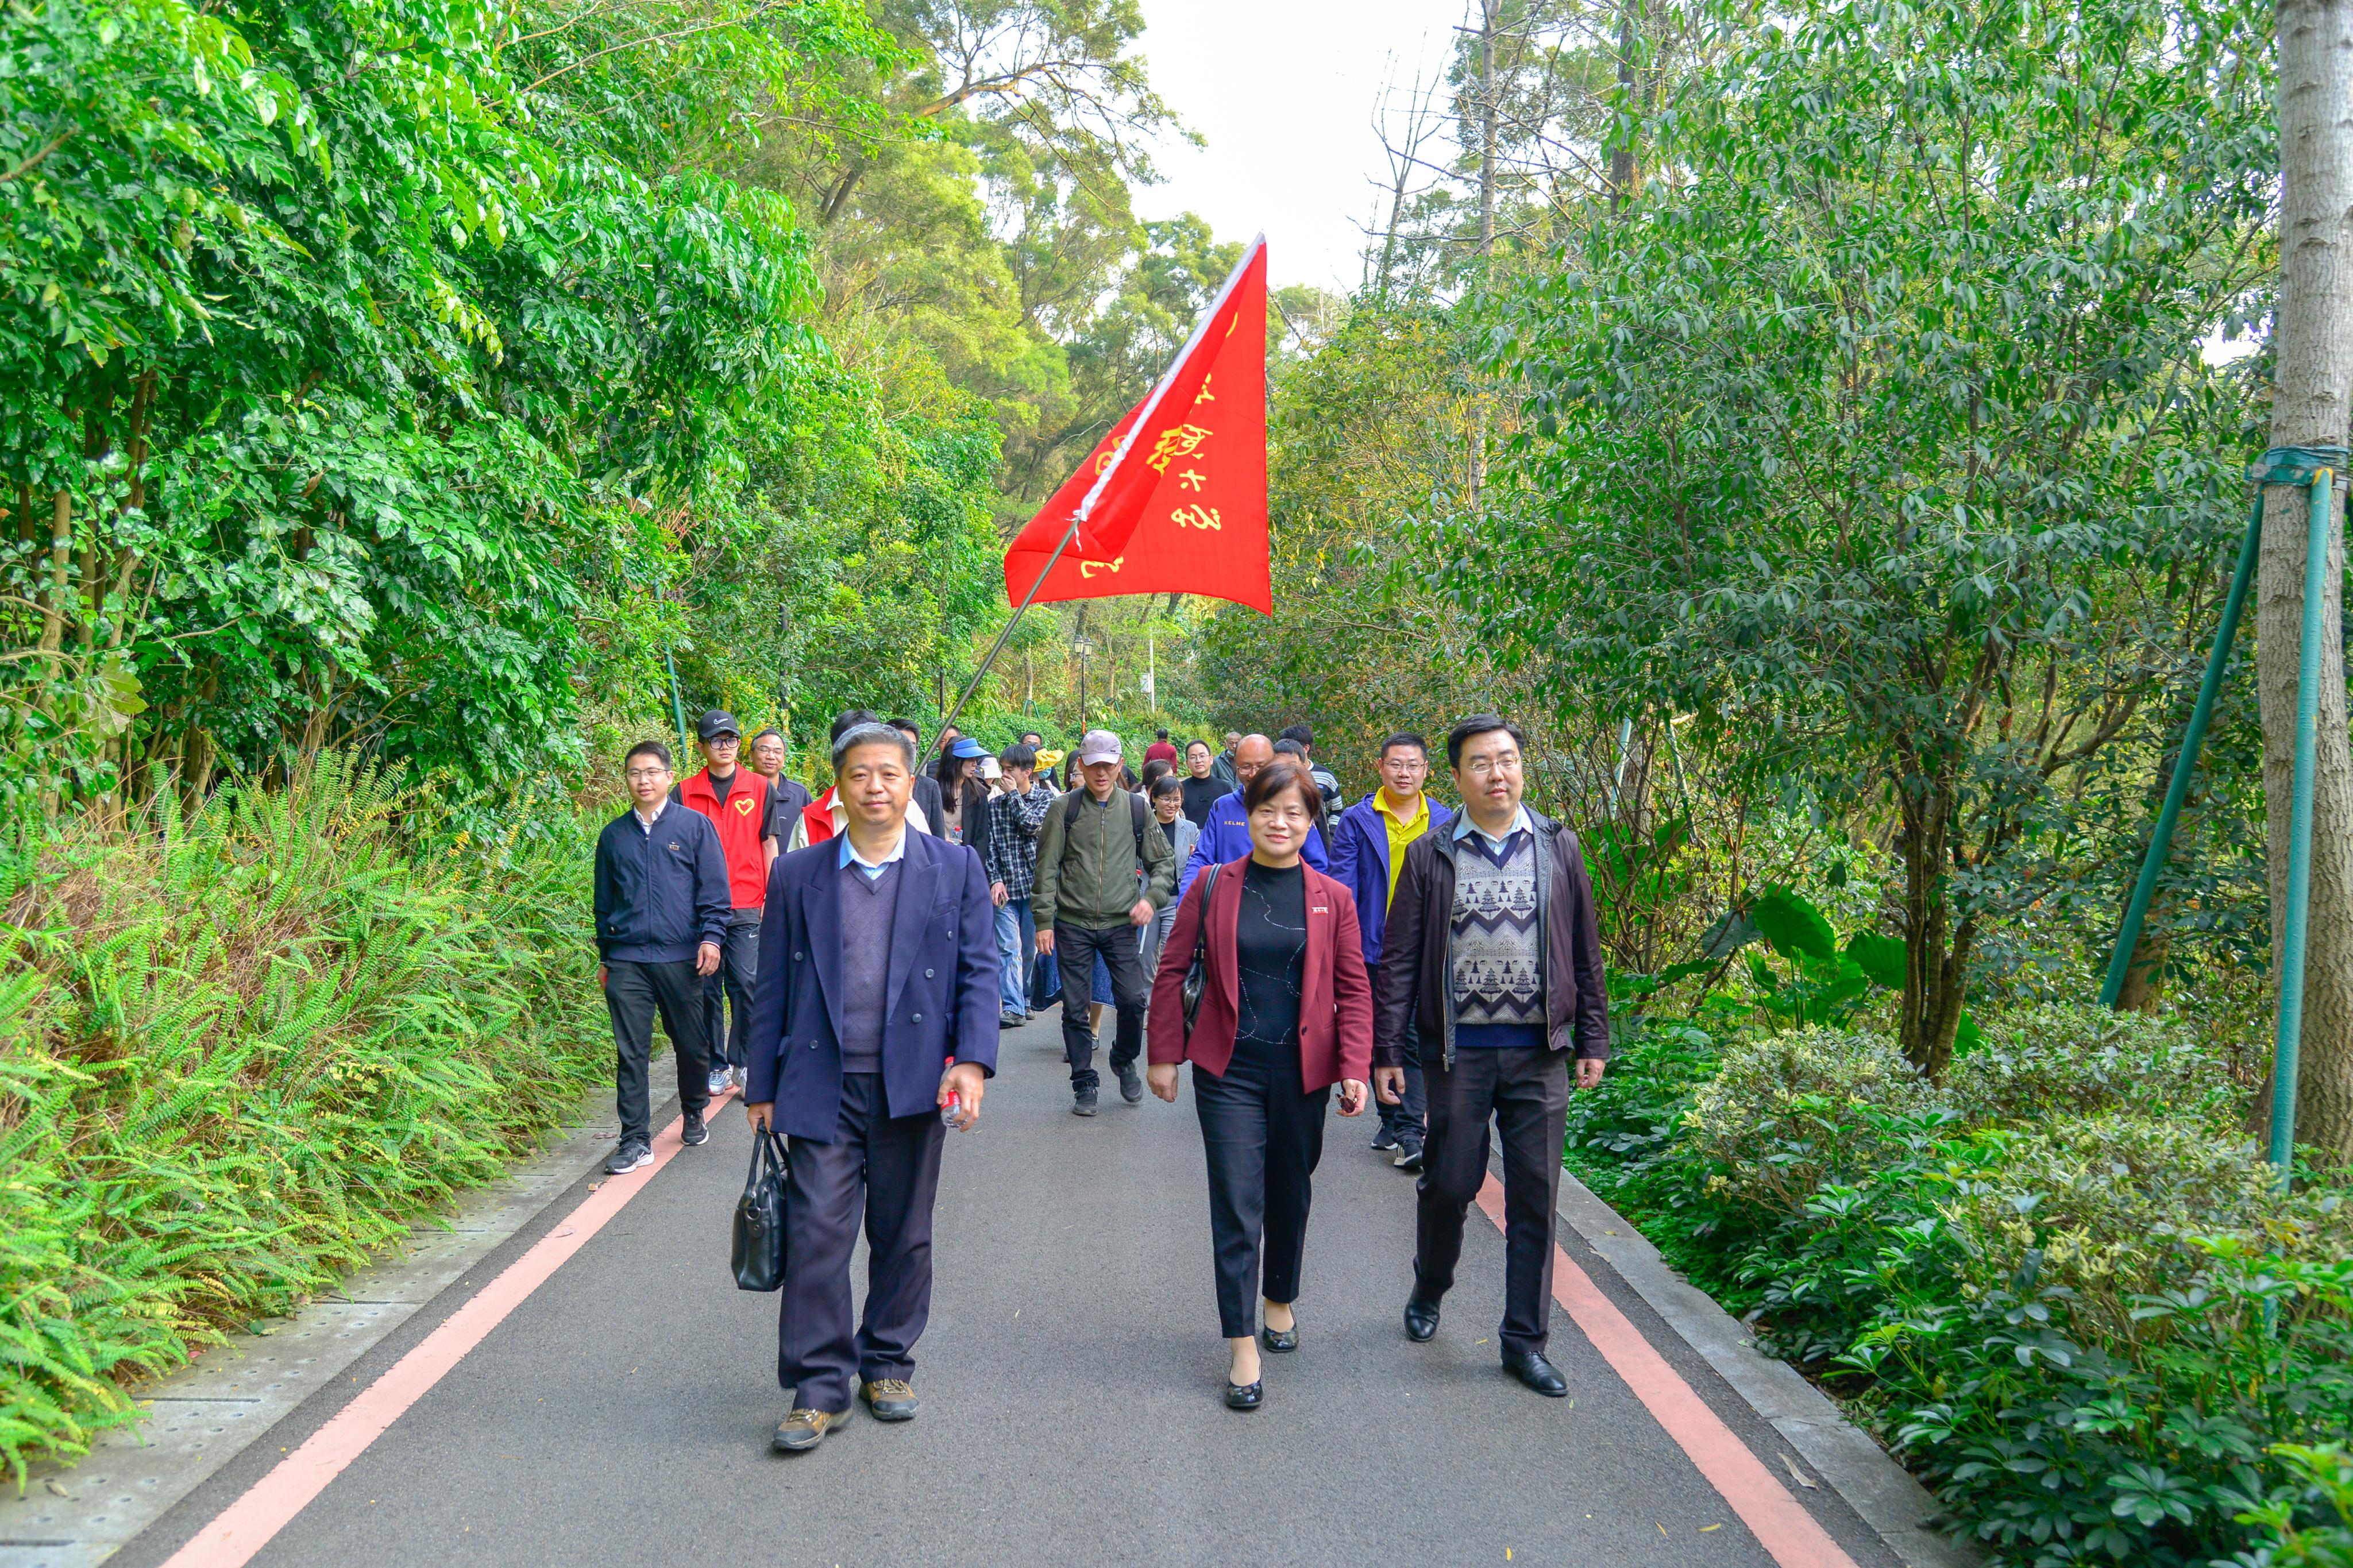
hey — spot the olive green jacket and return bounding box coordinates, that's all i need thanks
[1032,786,1175,930]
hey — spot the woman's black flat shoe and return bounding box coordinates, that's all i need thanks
[1225,1380,1264,1410]
[1261,1322,1298,1353]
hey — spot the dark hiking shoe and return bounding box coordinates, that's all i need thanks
[772,1407,852,1452]
[1073,1086,1100,1117]
[681,1112,709,1146]
[1371,1129,1400,1151]
[604,1141,653,1175]
[1117,1060,1144,1103]
[1394,1145,1425,1172]
[861,1379,919,1421]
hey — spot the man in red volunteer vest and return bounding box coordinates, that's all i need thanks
[674,709,775,1095]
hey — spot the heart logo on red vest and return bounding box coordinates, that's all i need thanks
[734,795,756,814]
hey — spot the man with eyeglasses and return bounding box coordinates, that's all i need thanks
[674,709,770,1095]
[1328,731,1453,1171]
[593,740,728,1174]
[1370,715,1610,1399]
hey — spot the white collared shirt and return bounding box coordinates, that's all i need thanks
[839,825,910,880]
[632,797,669,835]
[1452,804,1534,854]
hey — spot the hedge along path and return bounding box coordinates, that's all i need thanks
[0,755,611,1484]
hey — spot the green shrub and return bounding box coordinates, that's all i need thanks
[0,757,608,1484]
[1940,1114,2352,1340]
[1569,1014,2353,1567]
[1683,1025,1939,1210]
[1946,1004,2239,1132]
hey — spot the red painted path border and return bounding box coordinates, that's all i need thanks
[160,1096,730,1568]
[1475,1175,1858,1567]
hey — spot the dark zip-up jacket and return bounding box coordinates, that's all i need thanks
[593,802,731,964]
[1369,808,1609,1069]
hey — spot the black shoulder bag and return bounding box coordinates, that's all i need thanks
[731,1126,789,1292]
[1181,863,1220,1041]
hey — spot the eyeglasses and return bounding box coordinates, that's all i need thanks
[1461,751,1523,778]
[705,736,739,748]
[626,767,670,782]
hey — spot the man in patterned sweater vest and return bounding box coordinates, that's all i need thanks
[1370,715,1611,1397]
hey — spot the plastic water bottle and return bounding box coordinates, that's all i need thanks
[941,1091,964,1130]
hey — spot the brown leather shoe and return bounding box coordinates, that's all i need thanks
[861,1378,919,1421]
[772,1406,852,1452]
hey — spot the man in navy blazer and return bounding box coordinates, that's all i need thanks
[743,720,999,1454]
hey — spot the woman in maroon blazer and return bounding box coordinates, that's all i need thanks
[1147,761,1374,1409]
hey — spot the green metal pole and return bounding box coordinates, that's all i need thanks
[2100,495,2265,1006]
[2268,466,2333,1184]
[664,647,692,762]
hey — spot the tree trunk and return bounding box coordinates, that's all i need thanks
[38,489,70,661]
[2258,0,2353,1163]
[1895,773,1970,1076]
[2115,926,2170,1013]
[1469,0,1500,515]
[1610,0,1638,212]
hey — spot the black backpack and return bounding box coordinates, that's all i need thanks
[1056,786,1151,871]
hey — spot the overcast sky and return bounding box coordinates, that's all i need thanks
[1131,0,1467,296]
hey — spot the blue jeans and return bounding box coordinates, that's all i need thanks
[994,898,1035,1016]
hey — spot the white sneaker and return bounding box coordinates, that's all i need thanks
[707,1067,731,1095]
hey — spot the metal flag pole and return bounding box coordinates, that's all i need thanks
[936,235,1268,740]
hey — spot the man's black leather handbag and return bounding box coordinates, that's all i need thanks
[732,1127,789,1291]
[1181,863,1220,1041]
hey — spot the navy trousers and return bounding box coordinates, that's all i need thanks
[776,1071,947,1412]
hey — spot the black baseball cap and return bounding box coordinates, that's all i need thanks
[697,709,740,741]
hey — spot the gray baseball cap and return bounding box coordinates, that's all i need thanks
[1077,728,1124,765]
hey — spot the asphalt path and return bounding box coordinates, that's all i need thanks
[125,1014,1904,1568]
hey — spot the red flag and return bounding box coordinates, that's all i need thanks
[1004,236,1270,614]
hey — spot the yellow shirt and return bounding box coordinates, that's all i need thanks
[1373,789,1430,909]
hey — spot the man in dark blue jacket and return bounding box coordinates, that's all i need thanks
[1328,732,1454,1169]
[592,740,730,1176]
[743,720,999,1454]
[1178,733,1328,895]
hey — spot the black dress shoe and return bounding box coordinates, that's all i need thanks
[1225,1380,1263,1410]
[1403,1297,1440,1342]
[1503,1349,1569,1396]
[1261,1320,1298,1354]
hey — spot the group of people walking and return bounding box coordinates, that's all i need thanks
[589,706,1610,1451]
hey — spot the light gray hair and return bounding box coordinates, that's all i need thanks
[831,721,916,773]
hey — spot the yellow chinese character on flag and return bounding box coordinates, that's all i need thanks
[1145,424,1213,473]
[1171,505,1222,532]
